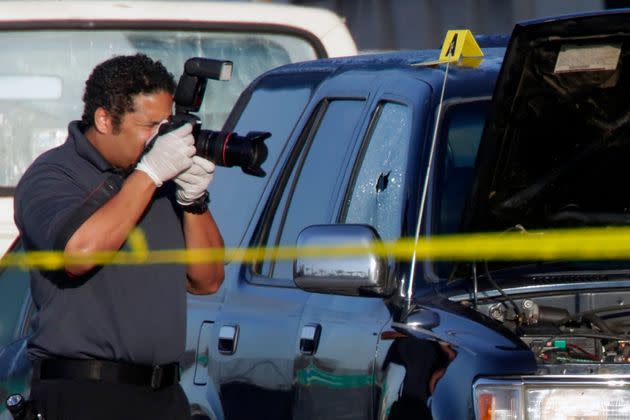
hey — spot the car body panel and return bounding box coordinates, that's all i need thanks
[289,70,436,419]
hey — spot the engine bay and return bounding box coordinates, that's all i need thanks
[476,289,630,369]
[521,335,630,365]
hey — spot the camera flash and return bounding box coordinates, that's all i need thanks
[219,62,233,81]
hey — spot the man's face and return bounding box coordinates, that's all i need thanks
[110,90,174,170]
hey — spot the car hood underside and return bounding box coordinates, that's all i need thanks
[466,10,630,233]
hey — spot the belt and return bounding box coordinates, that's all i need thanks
[35,358,180,390]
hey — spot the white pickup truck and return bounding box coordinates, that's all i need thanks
[0,0,357,255]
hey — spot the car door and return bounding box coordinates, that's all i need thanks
[183,71,332,419]
[293,78,433,419]
[0,240,35,420]
[209,77,371,419]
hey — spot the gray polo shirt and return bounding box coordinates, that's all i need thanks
[14,121,187,366]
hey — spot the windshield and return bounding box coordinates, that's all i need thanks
[0,29,317,188]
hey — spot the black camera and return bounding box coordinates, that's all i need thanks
[159,57,270,177]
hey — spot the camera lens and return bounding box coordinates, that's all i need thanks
[194,130,270,177]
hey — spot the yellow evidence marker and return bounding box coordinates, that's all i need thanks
[415,29,484,67]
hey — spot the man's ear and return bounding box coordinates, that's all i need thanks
[94,107,113,134]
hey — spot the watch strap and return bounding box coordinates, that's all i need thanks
[181,191,209,214]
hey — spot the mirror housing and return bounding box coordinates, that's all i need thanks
[293,224,390,297]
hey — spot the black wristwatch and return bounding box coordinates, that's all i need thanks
[181,191,210,214]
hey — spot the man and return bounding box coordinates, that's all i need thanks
[14,54,224,419]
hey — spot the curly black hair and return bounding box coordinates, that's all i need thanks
[81,53,176,132]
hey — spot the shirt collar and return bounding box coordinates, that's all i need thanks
[68,120,114,173]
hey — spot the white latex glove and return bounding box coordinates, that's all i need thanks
[174,155,216,205]
[136,123,196,187]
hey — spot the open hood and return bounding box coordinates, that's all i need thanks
[465,10,630,233]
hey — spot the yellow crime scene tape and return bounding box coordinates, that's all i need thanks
[4,226,630,270]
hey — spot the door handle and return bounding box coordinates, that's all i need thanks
[300,324,321,355]
[218,325,239,355]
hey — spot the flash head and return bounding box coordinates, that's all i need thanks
[174,58,233,114]
[184,58,233,81]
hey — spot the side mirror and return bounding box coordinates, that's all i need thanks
[293,224,390,297]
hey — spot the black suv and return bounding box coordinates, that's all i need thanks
[2,10,630,420]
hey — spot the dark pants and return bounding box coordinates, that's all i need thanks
[30,377,191,420]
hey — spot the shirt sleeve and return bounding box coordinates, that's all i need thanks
[15,162,88,251]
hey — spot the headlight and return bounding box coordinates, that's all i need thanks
[474,379,630,420]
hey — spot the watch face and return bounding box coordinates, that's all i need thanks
[6,393,23,408]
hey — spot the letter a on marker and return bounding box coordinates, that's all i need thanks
[438,29,483,63]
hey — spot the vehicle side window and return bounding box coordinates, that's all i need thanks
[342,102,412,242]
[212,75,322,247]
[0,242,31,348]
[429,101,488,280]
[435,101,489,234]
[257,99,366,281]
